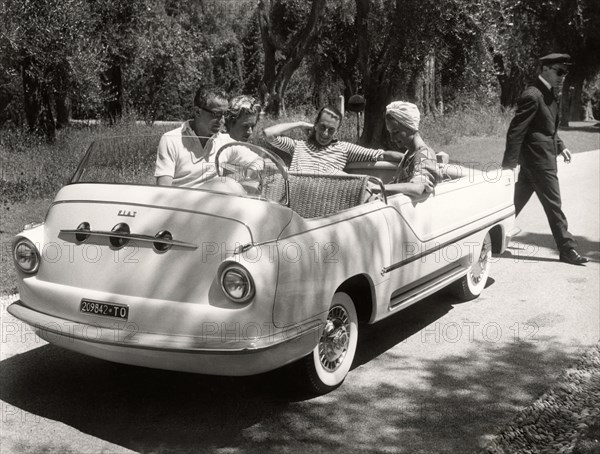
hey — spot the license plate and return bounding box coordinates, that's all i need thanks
[80,299,129,320]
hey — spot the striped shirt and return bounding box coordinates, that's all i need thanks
[265,135,383,175]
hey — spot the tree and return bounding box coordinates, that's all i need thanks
[556,0,600,124]
[491,0,600,119]
[241,12,266,98]
[257,0,326,115]
[347,0,500,146]
[87,0,146,123]
[126,1,206,123]
[126,0,251,122]
[0,0,104,140]
[313,0,359,102]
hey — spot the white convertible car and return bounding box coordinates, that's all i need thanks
[9,136,516,394]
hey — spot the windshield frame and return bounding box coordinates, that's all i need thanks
[69,134,291,207]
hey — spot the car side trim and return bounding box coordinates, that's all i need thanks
[60,229,198,249]
[381,212,514,274]
[51,199,256,245]
[389,264,467,311]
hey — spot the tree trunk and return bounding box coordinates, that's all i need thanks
[22,58,42,132]
[41,90,56,142]
[55,92,70,129]
[583,100,595,121]
[495,55,525,109]
[258,0,326,117]
[0,83,14,127]
[435,58,444,114]
[354,0,411,145]
[22,58,56,140]
[359,80,392,147]
[560,69,584,126]
[423,53,437,115]
[103,63,124,124]
[0,86,13,115]
[413,68,424,113]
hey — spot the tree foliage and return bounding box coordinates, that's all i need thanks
[126,5,205,124]
[1,0,598,141]
[490,0,600,116]
[1,0,105,139]
[257,0,327,115]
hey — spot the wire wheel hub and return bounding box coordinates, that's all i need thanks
[319,306,351,372]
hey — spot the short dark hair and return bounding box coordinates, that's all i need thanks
[314,105,343,125]
[193,87,228,109]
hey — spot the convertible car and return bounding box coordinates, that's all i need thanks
[9,135,516,394]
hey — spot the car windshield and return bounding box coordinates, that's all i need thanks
[70,135,289,205]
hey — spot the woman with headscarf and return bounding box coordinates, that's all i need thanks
[383,101,441,197]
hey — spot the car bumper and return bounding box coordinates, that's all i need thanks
[7,300,320,376]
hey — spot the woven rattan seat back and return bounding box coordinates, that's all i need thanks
[261,173,370,218]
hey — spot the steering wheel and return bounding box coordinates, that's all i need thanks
[201,176,248,196]
[215,142,289,179]
[215,142,290,203]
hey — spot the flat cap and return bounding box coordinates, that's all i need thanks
[539,53,572,65]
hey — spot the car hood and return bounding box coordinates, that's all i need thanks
[34,183,292,302]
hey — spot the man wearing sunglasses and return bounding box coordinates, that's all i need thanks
[155,88,231,187]
[502,53,588,265]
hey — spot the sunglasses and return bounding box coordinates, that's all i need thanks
[199,107,226,119]
[551,66,568,77]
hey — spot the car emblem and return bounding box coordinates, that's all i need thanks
[117,209,137,218]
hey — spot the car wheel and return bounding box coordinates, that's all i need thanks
[299,292,358,395]
[452,232,492,301]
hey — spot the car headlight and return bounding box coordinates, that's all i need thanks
[220,264,255,303]
[13,238,40,274]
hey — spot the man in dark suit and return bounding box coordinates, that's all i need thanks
[502,53,588,265]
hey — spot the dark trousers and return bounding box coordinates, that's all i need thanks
[515,166,577,252]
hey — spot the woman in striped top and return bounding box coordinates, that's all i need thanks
[263,105,402,175]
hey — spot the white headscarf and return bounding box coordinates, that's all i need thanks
[386,101,420,132]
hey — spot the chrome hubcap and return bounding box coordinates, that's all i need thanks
[319,306,350,372]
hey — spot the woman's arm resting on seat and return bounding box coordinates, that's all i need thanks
[157,175,173,186]
[384,180,433,197]
[381,150,404,162]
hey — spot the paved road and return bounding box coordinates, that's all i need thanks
[1,150,598,454]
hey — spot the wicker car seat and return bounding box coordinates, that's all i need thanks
[261,172,373,218]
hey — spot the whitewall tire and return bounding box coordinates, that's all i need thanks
[453,232,492,301]
[299,292,358,394]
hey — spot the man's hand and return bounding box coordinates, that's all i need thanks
[501,165,519,183]
[560,149,572,163]
[298,121,314,134]
[422,179,435,193]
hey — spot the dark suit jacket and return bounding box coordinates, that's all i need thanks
[502,78,566,170]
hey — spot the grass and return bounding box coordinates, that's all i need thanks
[0,198,51,295]
[0,120,172,204]
[1,107,598,291]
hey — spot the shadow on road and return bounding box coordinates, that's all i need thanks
[507,232,600,263]
[0,293,583,453]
